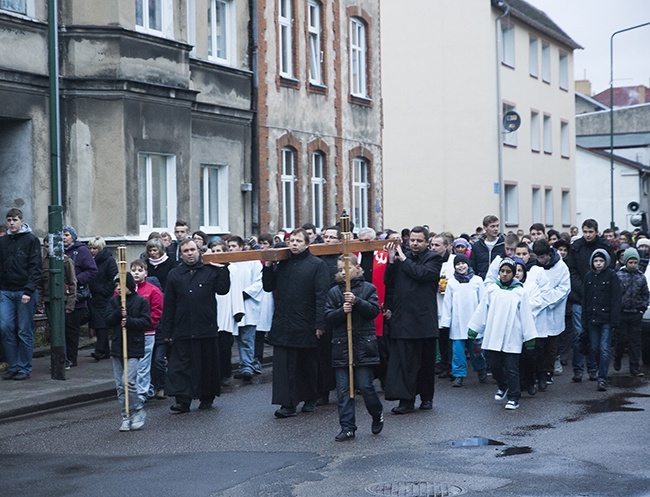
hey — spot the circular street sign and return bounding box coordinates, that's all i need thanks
[503,111,521,132]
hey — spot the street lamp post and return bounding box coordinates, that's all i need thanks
[609,21,650,230]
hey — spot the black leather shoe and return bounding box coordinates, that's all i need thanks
[170,403,190,413]
[335,430,355,442]
[198,401,213,410]
[301,400,317,413]
[315,395,330,406]
[391,404,415,415]
[371,414,384,435]
[419,400,433,410]
[274,406,297,418]
[3,371,17,380]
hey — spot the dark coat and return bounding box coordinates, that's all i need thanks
[88,247,118,329]
[146,256,175,290]
[469,234,505,279]
[263,248,330,348]
[384,248,442,339]
[0,224,42,296]
[65,240,98,309]
[160,261,230,341]
[582,267,622,329]
[616,267,649,313]
[105,293,151,359]
[325,277,380,368]
[567,235,614,304]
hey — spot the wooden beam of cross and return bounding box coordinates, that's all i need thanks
[202,239,388,265]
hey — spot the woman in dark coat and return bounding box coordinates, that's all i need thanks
[88,237,118,360]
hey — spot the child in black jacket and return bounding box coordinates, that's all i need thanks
[582,249,622,391]
[105,272,151,431]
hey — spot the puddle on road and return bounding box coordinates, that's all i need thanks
[580,392,649,414]
[451,436,505,447]
[497,446,533,457]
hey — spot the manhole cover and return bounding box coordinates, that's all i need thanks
[366,481,465,496]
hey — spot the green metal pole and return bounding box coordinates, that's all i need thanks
[48,0,65,380]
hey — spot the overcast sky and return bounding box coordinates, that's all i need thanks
[525,0,650,96]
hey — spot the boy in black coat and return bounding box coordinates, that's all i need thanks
[106,273,151,431]
[582,249,622,391]
[325,255,383,442]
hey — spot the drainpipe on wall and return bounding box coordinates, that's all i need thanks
[494,1,509,229]
[47,0,66,380]
[249,0,260,233]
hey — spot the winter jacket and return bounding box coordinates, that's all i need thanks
[469,235,506,280]
[38,253,77,313]
[582,249,622,328]
[88,247,118,329]
[105,292,151,358]
[263,248,330,348]
[567,235,614,304]
[616,266,649,314]
[136,279,164,336]
[160,261,230,341]
[0,223,42,296]
[65,240,98,309]
[325,277,380,368]
[384,248,442,339]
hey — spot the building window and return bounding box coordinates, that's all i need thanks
[562,190,571,226]
[200,164,229,231]
[545,188,554,226]
[311,151,325,229]
[505,184,518,226]
[136,0,162,33]
[279,0,293,77]
[541,41,551,83]
[138,153,177,232]
[281,148,296,230]
[501,21,515,68]
[543,114,552,154]
[208,0,234,64]
[532,187,542,223]
[503,103,517,147]
[352,157,369,229]
[308,0,323,85]
[560,121,570,158]
[531,111,540,152]
[529,36,538,78]
[559,52,568,90]
[350,17,367,98]
[0,0,26,14]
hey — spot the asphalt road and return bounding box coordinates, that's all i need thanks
[1,368,649,497]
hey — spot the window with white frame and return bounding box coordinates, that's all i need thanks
[0,0,26,14]
[308,0,323,85]
[541,41,551,83]
[138,153,177,232]
[543,114,552,154]
[559,52,568,90]
[503,103,517,147]
[279,0,293,77]
[208,0,234,64]
[529,36,538,77]
[505,184,518,226]
[200,164,229,231]
[281,148,296,230]
[560,121,570,158]
[545,188,554,226]
[352,157,369,229]
[532,187,542,223]
[311,151,325,228]
[350,17,367,97]
[531,111,540,152]
[561,190,571,226]
[501,21,515,67]
[136,0,162,33]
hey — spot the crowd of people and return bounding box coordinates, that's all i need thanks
[0,209,648,439]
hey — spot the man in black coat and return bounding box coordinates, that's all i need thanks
[263,228,330,418]
[384,226,442,414]
[566,218,615,382]
[469,215,505,279]
[161,239,230,413]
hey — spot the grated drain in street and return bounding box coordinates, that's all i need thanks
[366,481,465,496]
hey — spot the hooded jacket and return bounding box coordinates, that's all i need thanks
[567,235,614,304]
[468,234,506,280]
[64,240,98,309]
[582,249,622,328]
[616,263,649,314]
[0,223,42,296]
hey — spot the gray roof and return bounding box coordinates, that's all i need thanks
[496,0,582,50]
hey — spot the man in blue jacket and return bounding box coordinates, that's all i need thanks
[0,208,42,380]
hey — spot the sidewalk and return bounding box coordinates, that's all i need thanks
[0,340,272,421]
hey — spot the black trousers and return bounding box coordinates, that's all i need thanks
[65,307,89,366]
[486,350,520,401]
[271,346,318,408]
[166,337,220,403]
[385,337,437,404]
[615,312,643,371]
